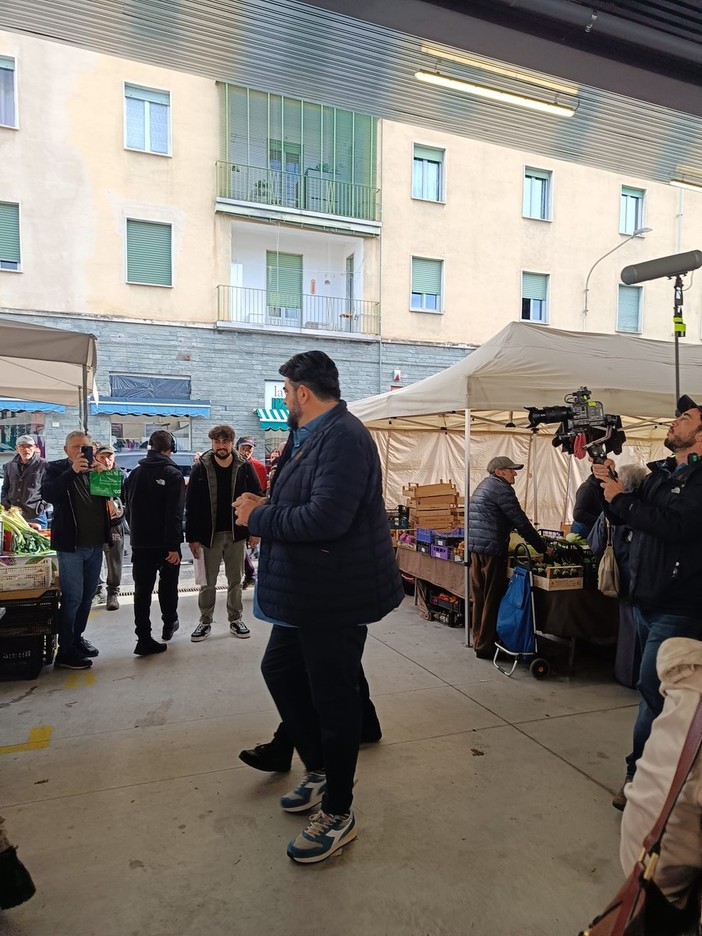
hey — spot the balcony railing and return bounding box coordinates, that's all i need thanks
[216,161,380,222]
[216,286,380,336]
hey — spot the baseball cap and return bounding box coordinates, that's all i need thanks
[95,444,115,456]
[236,436,256,449]
[487,456,524,474]
[16,435,35,446]
[676,394,702,417]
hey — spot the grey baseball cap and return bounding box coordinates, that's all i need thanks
[487,456,524,474]
[16,435,36,446]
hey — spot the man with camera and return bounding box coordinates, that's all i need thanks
[594,394,702,809]
[42,431,111,670]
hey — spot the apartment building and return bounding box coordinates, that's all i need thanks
[1,31,700,458]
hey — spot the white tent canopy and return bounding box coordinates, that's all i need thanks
[349,323,701,528]
[0,317,98,424]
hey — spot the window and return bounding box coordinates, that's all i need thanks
[523,167,552,220]
[617,285,642,333]
[266,251,302,324]
[124,83,170,155]
[126,219,172,286]
[620,186,645,235]
[412,145,444,201]
[0,56,16,128]
[521,272,549,322]
[0,201,20,271]
[411,257,443,312]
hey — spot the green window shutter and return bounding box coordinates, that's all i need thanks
[617,285,641,332]
[620,186,644,232]
[266,251,302,308]
[522,272,548,300]
[412,258,442,294]
[0,56,15,71]
[525,167,549,181]
[621,185,644,198]
[125,84,169,106]
[126,220,172,286]
[0,202,20,263]
[414,145,443,163]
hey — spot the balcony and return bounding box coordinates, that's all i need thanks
[216,286,380,337]
[216,161,380,224]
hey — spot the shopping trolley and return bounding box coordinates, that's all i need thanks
[493,543,551,679]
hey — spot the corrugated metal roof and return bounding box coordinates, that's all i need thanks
[2,0,702,186]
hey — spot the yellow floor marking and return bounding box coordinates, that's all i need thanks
[64,672,97,688]
[0,725,53,755]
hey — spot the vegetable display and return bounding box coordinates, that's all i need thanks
[0,507,53,555]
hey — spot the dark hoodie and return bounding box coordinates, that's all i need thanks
[125,452,185,551]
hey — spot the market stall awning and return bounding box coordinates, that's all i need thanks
[256,407,289,431]
[0,398,65,413]
[90,398,211,417]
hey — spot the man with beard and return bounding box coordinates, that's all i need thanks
[186,425,262,641]
[234,351,403,864]
[594,394,702,809]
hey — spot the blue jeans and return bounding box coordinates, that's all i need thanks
[56,547,104,655]
[626,606,702,778]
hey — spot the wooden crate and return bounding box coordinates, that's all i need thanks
[508,564,583,591]
[403,481,457,498]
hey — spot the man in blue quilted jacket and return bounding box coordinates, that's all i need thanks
[234,350,404,864]
[468,456,547,660]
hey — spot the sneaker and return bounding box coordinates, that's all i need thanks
[54,651,93,670]
[280,771,327,813]
[612,778,632,812]
[106,593,120,611]
[239,741,292,773]
[0,846,36,910]
[162,618,180,641]
[287,809,357,864]
[94,588,106,604]
[76,637,99,658]
[242,577,256,590]
[229,619,251,638]
[191,622,211,642]
[134,636,167,656]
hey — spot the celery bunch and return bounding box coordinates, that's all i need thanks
[0,506,53,555]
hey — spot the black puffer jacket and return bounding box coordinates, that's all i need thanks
[247,401,404,629]
[1,453,49,522]
[573,473,603,534]
[468,474,546,557]
[185,450,261,546]
[606,457,702,616]
[125,453,185,551]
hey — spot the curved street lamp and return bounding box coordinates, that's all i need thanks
[583,226,652,325]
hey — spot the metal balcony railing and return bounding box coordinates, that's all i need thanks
[216,161,380,222]
[216,286,380,336]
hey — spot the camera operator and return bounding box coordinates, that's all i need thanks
[468,456,551,659]
[593,394,702,809]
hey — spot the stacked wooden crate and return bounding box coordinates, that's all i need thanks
[402,481,464,532]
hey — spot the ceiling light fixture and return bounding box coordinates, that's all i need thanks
[414,70,577,117]
[671,177,702,193]
[420,45,577,96]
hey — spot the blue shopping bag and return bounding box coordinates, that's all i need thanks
[496,565,535,655]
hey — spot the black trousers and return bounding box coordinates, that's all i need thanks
[261,623,367,816]
[131,548,180,639]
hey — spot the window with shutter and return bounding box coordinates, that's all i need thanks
[521,272,549,322]
[412,145,444,201]
[617,285,642,333]
[523,167,552,220]
[124,83,170,155]
[126,220,172,286]
[0,201,21,271]
[0,56,16,128]
[266,251,302,324]
[620,186,644,235]
[411,257,443,313]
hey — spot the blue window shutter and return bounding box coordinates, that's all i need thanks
[412,258,442,294]
[0,202,20,263]
[617,285,641,332]
[126,220,172,286]
[522,272,548,300]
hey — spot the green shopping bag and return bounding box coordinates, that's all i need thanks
[89,468,123,498]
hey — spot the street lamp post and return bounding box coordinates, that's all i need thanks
[583,226,652,327]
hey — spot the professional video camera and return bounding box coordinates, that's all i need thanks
[526,387,626,463]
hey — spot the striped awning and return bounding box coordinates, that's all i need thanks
[256,407,289,431]
[0,398,65,413]
[90,398,211,417]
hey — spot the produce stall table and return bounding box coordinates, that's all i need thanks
[396,548,465,598]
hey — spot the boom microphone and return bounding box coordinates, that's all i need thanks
[621,249,702,285]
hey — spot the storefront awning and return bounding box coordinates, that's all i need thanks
[90,398,211,417]
[0,398,66,413]
[256,407,289,431]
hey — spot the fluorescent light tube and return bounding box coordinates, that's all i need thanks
[415,70,577,117]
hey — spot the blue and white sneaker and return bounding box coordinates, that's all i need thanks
[287,809,357,863]
[280,771,327,813]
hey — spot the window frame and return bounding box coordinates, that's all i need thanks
[125,218,173,287]
[616,284,643,334]
[620,185,645,235]
[0,55,18,130]
[411,144,445,203]
[523,166,552,221]
[410,256,444,314]
[123,82,172,156]
[520,271,550,324]
[0,200,21,272]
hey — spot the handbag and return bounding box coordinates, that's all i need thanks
[597,520,621,599]
[580,699,702,935]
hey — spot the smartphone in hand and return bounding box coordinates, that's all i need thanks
[81,445,94,465]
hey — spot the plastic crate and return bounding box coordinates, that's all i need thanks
[417,542,431,555]
[416,528,435,544]
[429,608,464,628]
[430,592,462,612]
[430,544,450,560]
[0,634,47,680]
[0,589,59,629]
[433,533,464,547]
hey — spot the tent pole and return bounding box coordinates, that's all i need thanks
[531,430,539,528]
[464,408,472,649]
[82,364,89,432]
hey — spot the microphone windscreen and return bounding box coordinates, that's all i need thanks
[621,249,702,285]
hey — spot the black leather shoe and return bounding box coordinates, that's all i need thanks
[134,637,167,656]
[0,846,36,910]
[77,637,99,657]
[162,619,180,641]
[239,742,292,773]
